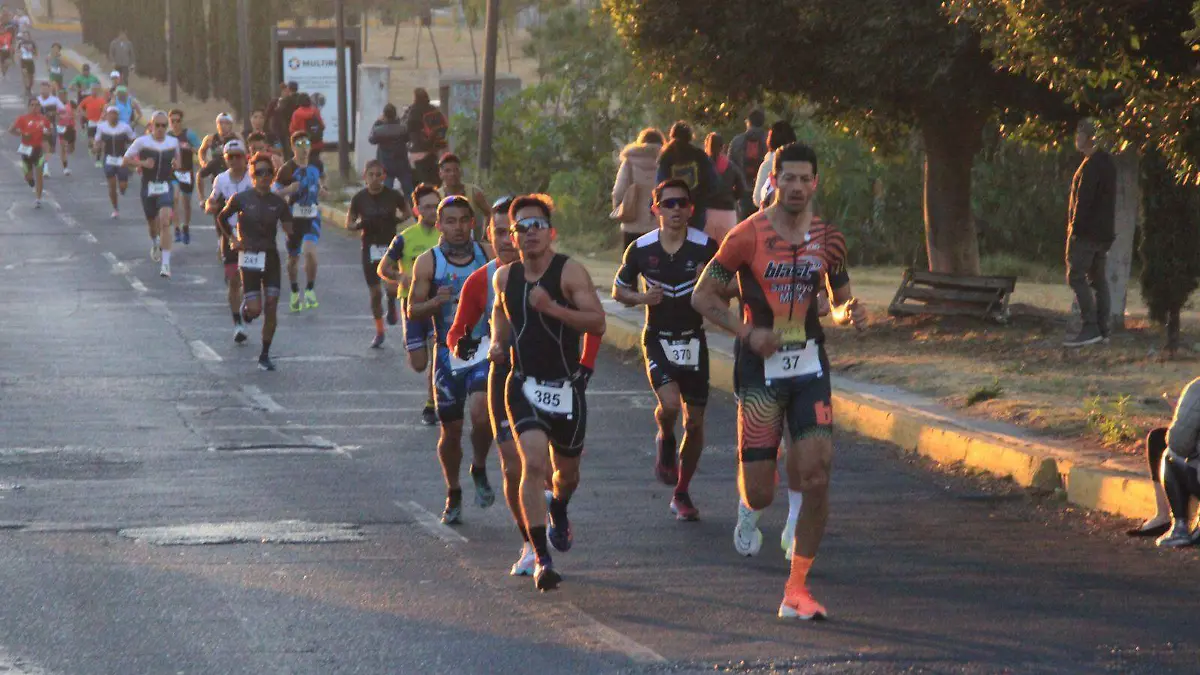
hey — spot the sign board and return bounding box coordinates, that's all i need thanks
[273,28,360,148]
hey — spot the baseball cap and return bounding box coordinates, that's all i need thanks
[105,105,118,114]
[223,140,246,155]
[110,70,120,78]
[216,112,234,123]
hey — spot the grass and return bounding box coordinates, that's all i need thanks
[1086,395,1142,448]
[966,378,1005,407]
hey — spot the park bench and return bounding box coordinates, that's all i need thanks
[887,268,1017,323]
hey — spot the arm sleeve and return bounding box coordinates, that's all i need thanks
[613,240,640,289]
[1167,378,1200,458]
[580,333,600,370]
[446,266,488,350]
[385,234,405,262]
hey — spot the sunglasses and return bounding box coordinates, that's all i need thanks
[657,197,691,210]
[253,166,273,177]
[512,217,552,234]
[293,140,311,147]
[153,123,168,129]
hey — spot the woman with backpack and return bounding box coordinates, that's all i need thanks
[704,132,746,243]
[611,127,664,251]
[404,88,449,187]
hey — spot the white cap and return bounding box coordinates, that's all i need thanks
[105,105,118,114]
[110,70,120,79]
[216,113,234,123]
[223,140,246,155]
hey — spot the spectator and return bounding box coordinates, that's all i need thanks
[289,93,325,161]
[404,87,448,187]
[728,109,768,219]
[611,127,664,250]
[753,120,798,210]
[108,30,135,86]
[1063,118,1117,348]
[1128,377,1200,548]
[438,153,489,238]
[369,103,414,198]
[704,131,747,243]
[656,121,718,231]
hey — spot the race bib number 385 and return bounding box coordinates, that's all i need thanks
[522,378,573,416]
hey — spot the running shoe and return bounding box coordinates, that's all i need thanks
[421,404,437,426]
[63,167,70,176]
[1156,522,1200,548]
[150,242,161,262]
[510,545,536,577]
[472,468,495,509]
[547,494,572,552]
[159,262,170,278]
[233,324,248,344]
[33,198,40,209]
[289,292,302,312]
[386,299,398,326]
[733,501,763,556]
[370,333,385,349]
[441,502,463,526]
[778,586,827,621]
[25,176,34,188]
[182,229,190,245]
[173,228,182,243]
[258,355,276,371]
[303,289,318,309]
[670,492,700,521]
[110,210,118,220]
[533,560,561,592]
[94,160,101,168]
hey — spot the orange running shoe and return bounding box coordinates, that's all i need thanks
[778,586,827,621]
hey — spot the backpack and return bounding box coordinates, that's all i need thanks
[304,113,324,145]
[742,132,765,180]
[421,108,448,151]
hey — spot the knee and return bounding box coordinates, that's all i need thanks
[744,484,774,511]
[683,415,705,438]
[656,399,681,421]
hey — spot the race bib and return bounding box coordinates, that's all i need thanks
[450,336,489,371]
[87,121,98,129]
[19,49,32,60]
[292,204,319,219]
[238,251,265,271]
[56,125,66,134]
[522,377,573,416]
[368,244,387,263]
[763,340,823,382]
[50,66,61,74]
[147,181,170,196]
[174,171,192,185]
[660,338,700,368]
[105,155,124,167]
[17,144,32,157]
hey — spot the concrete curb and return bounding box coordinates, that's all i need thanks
[32,22,81,33]
[321,203,1156,524]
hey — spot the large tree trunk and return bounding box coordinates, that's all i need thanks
[920,110,985,275]
[1105,151,1140,331]
[1166,307,1181,355]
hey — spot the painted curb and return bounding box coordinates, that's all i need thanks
[32,22,81,33]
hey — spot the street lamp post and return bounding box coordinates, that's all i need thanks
[335,0,351,177]
[477,0,500,170]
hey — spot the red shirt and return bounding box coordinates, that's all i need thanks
[447,263,600,370]
[289,106,324,147]
[0,32,12,51]
[56,103,75,129]
[14,113,50,147]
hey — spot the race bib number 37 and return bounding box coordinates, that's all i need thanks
[763,340,823,382]
[522,378,573,416]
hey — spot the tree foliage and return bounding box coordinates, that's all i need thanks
[1139,152,1200,352]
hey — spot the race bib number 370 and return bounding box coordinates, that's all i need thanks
[660,338,700,368]
[522,378,573,416]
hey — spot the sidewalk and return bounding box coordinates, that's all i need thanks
[337,208,1156,527]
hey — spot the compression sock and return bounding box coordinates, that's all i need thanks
[677,461,696,495]
[656,433,677,467]
[291,282,300,293]
[260,339,271,359]
[306,280,314,291]
[232,311,242,326]
[786,490,803,530]
[161,250,170,266]
[785,555,815,596]
[528,525,551,563]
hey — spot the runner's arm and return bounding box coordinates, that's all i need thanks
[612,241,645,306]
[446,266,488,355]
[489,267,512,364]
[278,200,294,237]
[693,229,751,338]
[541,260,606,336]
[196,135,211,168]
[216,195,240,242]
[405,252,447,321]
[344,197,360,230]
[376,236,406,285]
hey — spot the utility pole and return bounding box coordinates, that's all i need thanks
[166,0,177,103]
[477,0,500,170]
[335,0,351,177]
[236,0,252,133]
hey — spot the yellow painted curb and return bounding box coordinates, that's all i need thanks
[1066,465,1158,520]
[32,21,80,33]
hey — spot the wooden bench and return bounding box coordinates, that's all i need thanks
[888,269,1017,323]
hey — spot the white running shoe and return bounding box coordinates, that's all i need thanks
[33,198,41,209]
[782,521,796,561]
[509,544,536,577]
[233,324,248,344]
[151,243,161,262]
[111,210,119,220]
[159,262,170,278]
[733,501,763,557]
[42,164,49,177]
[63,167,71,176]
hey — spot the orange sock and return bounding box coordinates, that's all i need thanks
[374,318,384,335]
[784,555,814,597]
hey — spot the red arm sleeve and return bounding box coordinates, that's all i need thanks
[446,266,488,350]
[580,332,600,370]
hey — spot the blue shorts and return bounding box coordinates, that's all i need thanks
[402,301,433,352]
[433,346,489,423]
[286,218,321,256]
[103,165,130,181]
[141,184,175,220]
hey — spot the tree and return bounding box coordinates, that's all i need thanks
[1139,153,1200,354]
[190,0,210,101]
[605,0,1070,274]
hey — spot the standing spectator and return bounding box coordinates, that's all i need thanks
[437,153,489,238]
[704,132,746,243]
[1063,118,1117,348]
[753,120,798,210]
[108,31,135,86]
[611,127,664,250]
[728,109,768,219]
[369,103,414,198]
[404,88,448,187]
[656,121,718,231]
[289,93,325,162]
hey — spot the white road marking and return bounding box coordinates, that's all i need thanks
[303,435,351,457]
[128,278,147,292]
[208,423,424,431]
[0,646,55,674]
[547,603,667,665]
[241,385,285,412]
[188,340,222,362]
[118,520,364,546]
[395,500,468,544]
[80,231,97,243]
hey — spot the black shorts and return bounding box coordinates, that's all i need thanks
[361,244,388,287]
[218,234,238,266]
[20,59,33,75]
[20,147,43,172]
[505,370,587,458]
[59,127,75,145]
[489,362,513,443]
[285,220,312,256]
[643,329,710,407]
[240,249,282,295]
[176,170,195,194]
[733,343,832,464]
[85,124,98,141]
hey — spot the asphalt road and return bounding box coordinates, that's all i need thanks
[0,33,1198,675]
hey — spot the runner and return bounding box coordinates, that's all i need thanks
[110,86,140,128]
[35,80,63,177]
[273,130,327,312]
[448,195,602,576]
[204,140,253,345]
[167,108,200,245]
[613,179,719,520]
[68,63,100,105]
[377,184,442,426]
[249,108,283,158]
[94,105,134,218]
[9,97,50,207]
[245,131,281,170]
[0,22,13,79]
[15,30,34,96]
[106,70,122,98]
[123,110,181,278]
[45,42,63,92]
[218,151,295,371]
[407,195,496,525]
[690,142,867,620]
[345,160,410,348]
[78,83,105,165]
[196,112,238,198]
[489,194,607,590]
[437,153,490,238]
[52,87,75,176]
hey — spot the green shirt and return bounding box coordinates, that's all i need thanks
[395,222,441,299]
[69,74,100,92]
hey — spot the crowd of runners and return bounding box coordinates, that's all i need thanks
[4,24,874,622]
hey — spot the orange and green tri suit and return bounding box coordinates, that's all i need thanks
[708,212,849,463]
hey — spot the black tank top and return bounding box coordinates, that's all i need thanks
[503,253,581,381]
